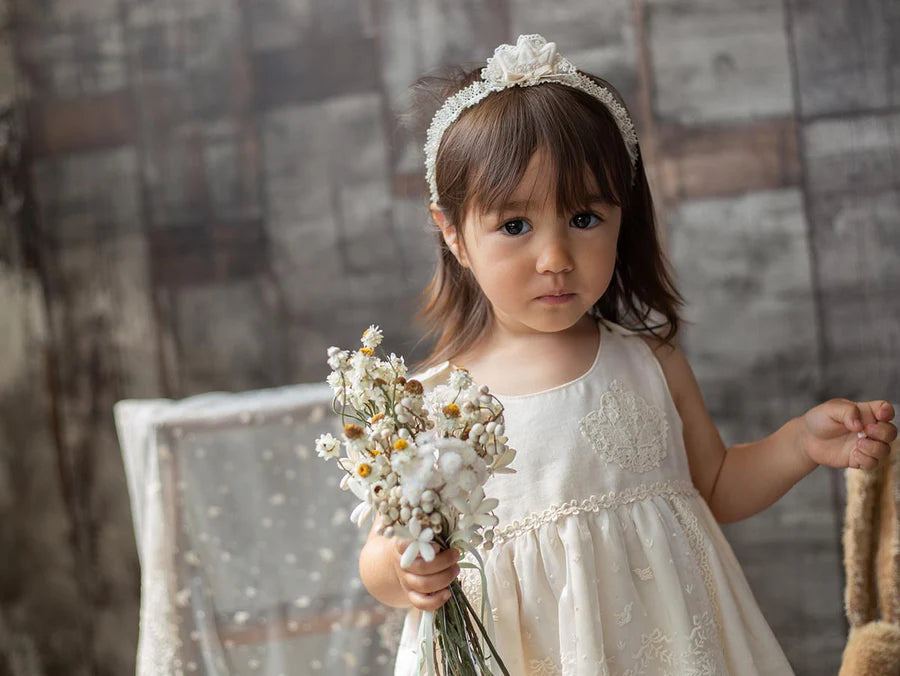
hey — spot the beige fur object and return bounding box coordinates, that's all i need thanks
[839,437,900,675]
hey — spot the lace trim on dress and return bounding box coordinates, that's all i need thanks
[670,494,722,636]
[491,479,698,545]
[579,379,670,473]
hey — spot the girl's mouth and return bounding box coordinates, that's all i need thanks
[537,293,575,305]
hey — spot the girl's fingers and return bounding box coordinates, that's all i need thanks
[408,588,452,612]
[862,421,898,444]
[834,400,873,433]
[852,449,880,470]
[872,400,895,422]
[399,546,459,575]
[402,565,461,595]
[854,439,890,469]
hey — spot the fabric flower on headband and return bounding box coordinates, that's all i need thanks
[482,34,563,85]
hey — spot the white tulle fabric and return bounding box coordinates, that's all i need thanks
[114,385,407,675]
[394,317,795,675]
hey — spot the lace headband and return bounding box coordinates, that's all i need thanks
[423,33,640,207]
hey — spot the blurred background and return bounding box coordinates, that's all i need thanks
[1,0,898,674]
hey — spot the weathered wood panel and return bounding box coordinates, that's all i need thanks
[801,112,900,400]
[647,0,793,124]
[786,0,900,117]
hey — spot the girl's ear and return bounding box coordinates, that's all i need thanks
[430,204,469,268]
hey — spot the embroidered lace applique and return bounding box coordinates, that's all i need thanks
[530,651,614,676]
[632,566,654,581]
[491,479,697,545]
[529,657,561,675]
[579,379,670,473]
[615,602,634,626]
[523,617,724,676]
[621,612,726,676]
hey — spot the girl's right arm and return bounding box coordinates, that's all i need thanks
[358,515,461,611]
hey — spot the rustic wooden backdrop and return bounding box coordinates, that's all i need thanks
[1,0,897,674]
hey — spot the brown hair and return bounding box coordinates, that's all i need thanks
[401,63,686,372]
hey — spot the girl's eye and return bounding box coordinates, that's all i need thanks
[498,212,603,235]
[500,219,531,236]
[571,212,603,229]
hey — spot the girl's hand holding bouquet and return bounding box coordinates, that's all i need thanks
[315,325,514,675]
[392,540,461,612]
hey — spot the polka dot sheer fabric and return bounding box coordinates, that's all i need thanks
[115,384,405,675]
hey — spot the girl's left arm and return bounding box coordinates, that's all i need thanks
[641,337,897,524]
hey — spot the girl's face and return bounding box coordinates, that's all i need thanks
[439,148,621,338]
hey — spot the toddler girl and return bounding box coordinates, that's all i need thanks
[358,34,896,675]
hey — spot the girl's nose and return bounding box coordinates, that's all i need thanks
[535,235,575,274]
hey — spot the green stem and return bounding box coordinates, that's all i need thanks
[455,581,511,676]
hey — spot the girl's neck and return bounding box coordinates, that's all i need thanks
[450,313,601,397]
[482,312,599,355]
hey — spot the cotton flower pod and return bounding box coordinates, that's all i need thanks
[378,502,389,514]
[494,424,504,437]
[485,421,496,434]
[388,507,399,521]
[478,433,489,445]
[470,423,484,437]
[479,395,492,404]
[479,385,489,395]
[429,512,441,526]
[422,501,434,514]
[411,507,423,518]
[421,490,436,503]
[400,506,411,521]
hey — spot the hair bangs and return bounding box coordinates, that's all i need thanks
[456,80,632,221]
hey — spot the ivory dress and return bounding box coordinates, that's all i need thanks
[394,317,795,675]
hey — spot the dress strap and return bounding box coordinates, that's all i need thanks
[409,360,451,384]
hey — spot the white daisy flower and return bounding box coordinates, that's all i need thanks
[327,347,350,371]
[346,476,373,527]
[361,324,383,349]
[399,518,436,569]
[314,433,341,460]
[453,486,499,530]
[449,367,473,390]
[326,370,344,393]
[387,352,407,377]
